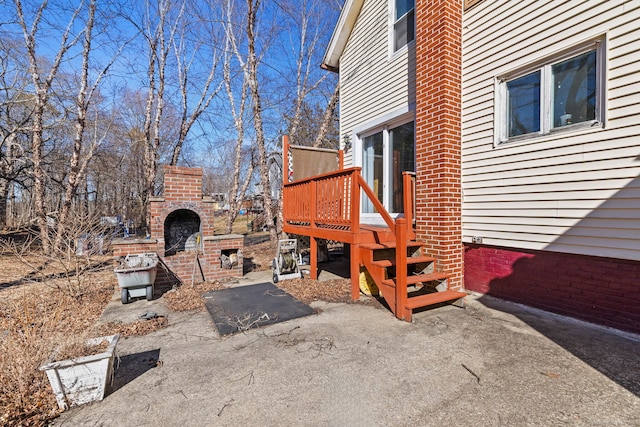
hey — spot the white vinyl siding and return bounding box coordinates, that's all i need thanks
[462,0,640,261]
[339,0,416,167]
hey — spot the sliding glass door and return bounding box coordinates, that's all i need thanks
[360,121,414,217]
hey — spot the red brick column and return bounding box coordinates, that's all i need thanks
[414,0,464,289]
[163,166,203,202]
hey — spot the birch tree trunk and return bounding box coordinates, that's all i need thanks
[53,0,102,251]
[223,1,254,234]
[313,82,339,148]
[0,178,9,229]
[244,0,277,242]
[15,0,83,254]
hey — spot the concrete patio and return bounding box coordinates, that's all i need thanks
[52,269,639,426]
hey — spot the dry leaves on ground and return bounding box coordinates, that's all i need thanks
[0,258,116,426]
[0,251,169,426]
[53,338,110,362]
[163,280,227,312]
[242,236,275,272]
[93,316,169,338]
[274,277,352,304]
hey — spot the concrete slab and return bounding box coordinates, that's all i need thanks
[98,288,172,326]
[55,268,640,426]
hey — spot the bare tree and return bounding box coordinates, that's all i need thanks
[221,0,255,234]
[244,0,277,241]
[11,0,134,249]
[14,0,85,253]
[134,0,184,234]
[169,1,224,165]
[276,0,336,146]
[312,82,339,148]
[52,0,126,251]
[0,37,33,228]
[224,0,277,240]
[4,0,340,242]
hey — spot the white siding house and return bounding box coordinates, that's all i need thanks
[340,0,416,132]
[462,0,640,261]
[321,0,639,332]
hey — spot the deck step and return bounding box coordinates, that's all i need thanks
[359,241,423,251]
[381,271,449,287]
[405,290,467,310]
[372,255,436,268]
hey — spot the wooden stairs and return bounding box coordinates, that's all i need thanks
[357,232,466,322]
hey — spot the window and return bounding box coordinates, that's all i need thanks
[362,132,383,214]
[389,122,414,213]
[394,0,415,51]
[496,40,604,144]
[360,120,415,215]
[507,72,541,137]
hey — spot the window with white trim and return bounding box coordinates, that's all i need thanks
[496,39,605,144]
[394,0,415,51]
[360,120,414,216]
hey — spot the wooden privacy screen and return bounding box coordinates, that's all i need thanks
[290,145,340,181]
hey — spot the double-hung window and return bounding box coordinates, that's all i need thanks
[394,0,415,51]
[496,39,605,144]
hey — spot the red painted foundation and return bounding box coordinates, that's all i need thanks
[464,244,640,334]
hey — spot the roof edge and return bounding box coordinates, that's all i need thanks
[321,0,365,73]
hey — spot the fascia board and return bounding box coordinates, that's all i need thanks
[321,0,365,72]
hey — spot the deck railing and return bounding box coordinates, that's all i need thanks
[284,165,417,311]
[283,167,361,231]
[283,166,415,237]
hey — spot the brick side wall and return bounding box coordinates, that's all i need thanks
[113,240,158,258]
[414,0,464,289]
[465,244,640,334]
[161,236,244,283]
[112,235,244,285]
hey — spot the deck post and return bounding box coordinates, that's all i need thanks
[395,218,409,321]
[310,180,318,279]
[310,237,318,280]
[351,170,361,233]
[350,244,360,301]
[283,135,290,184]
[403,172,415,239]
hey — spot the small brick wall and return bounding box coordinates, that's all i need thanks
[160,235,244,284]
[112,239,158,258]
[464,244,640,334]
[414,0,464,289]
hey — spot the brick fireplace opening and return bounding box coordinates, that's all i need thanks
[113,166,244,289]
[164,209,201,256]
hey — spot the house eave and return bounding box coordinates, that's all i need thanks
[321,0,365,73]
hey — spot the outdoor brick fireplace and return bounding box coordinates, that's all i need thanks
[113,166,243,287]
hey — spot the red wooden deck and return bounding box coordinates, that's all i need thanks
[281,137,465,321]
